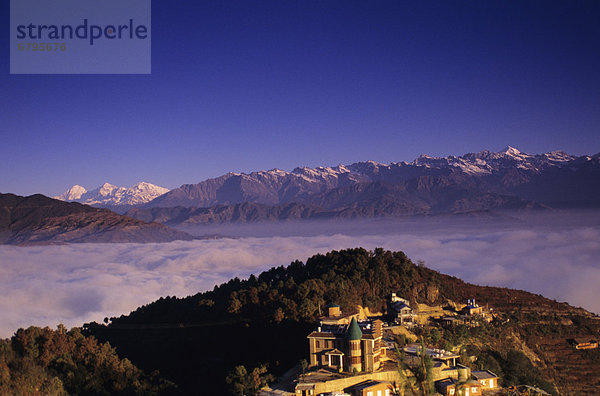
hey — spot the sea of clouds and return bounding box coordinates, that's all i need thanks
[1,215,599,338]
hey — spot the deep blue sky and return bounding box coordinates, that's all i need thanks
[1,1,599,196]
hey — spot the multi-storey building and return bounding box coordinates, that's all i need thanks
[386,293,416,327]
[307,305,385,373]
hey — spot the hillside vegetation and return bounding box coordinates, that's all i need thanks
[0,325,173,395]
[86,248,600,395]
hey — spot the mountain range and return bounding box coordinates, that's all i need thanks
[122,147,600,226]
[55,182,169,207]
[0,193,194,245]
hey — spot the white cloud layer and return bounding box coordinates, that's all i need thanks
[1,220,599,338]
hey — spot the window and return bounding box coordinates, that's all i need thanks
[472,387,478,393]
[367,392,373,396]
[377,391,382,396]
[385,390,390,396]
[449,389,455,395]
[316,341,320,348]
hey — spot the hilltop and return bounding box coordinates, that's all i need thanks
[85,248,600,394]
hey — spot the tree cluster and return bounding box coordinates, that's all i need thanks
[0,325,173,395]
[225,364,274,396]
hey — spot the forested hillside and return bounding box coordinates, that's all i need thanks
[86,248,600,395]
[0,325,173,395]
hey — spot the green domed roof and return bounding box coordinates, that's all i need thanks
[345,318,362,340]
[326,303,341,308]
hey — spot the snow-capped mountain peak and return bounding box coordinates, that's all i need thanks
[98,182,118,196]
[55,182,169,207]
[129,181,169,194]
[498,146,532,161]
[501,145,521,155]
[55,185,87,201]
[543,150,573,162]
[409,146,577,175]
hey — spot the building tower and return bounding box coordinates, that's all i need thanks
[346,317,363,373]
[326,303,341,317]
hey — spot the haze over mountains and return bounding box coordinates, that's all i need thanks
[117,147,599,226]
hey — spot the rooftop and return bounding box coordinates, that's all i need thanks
[389,301,411,310]
[308,319,381,340]
[436,378,455,387]
[472,370,498,380]
[347,380,390,391]
[346,318,363,340]
[573,338,598,344]
[436,378,482,387]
